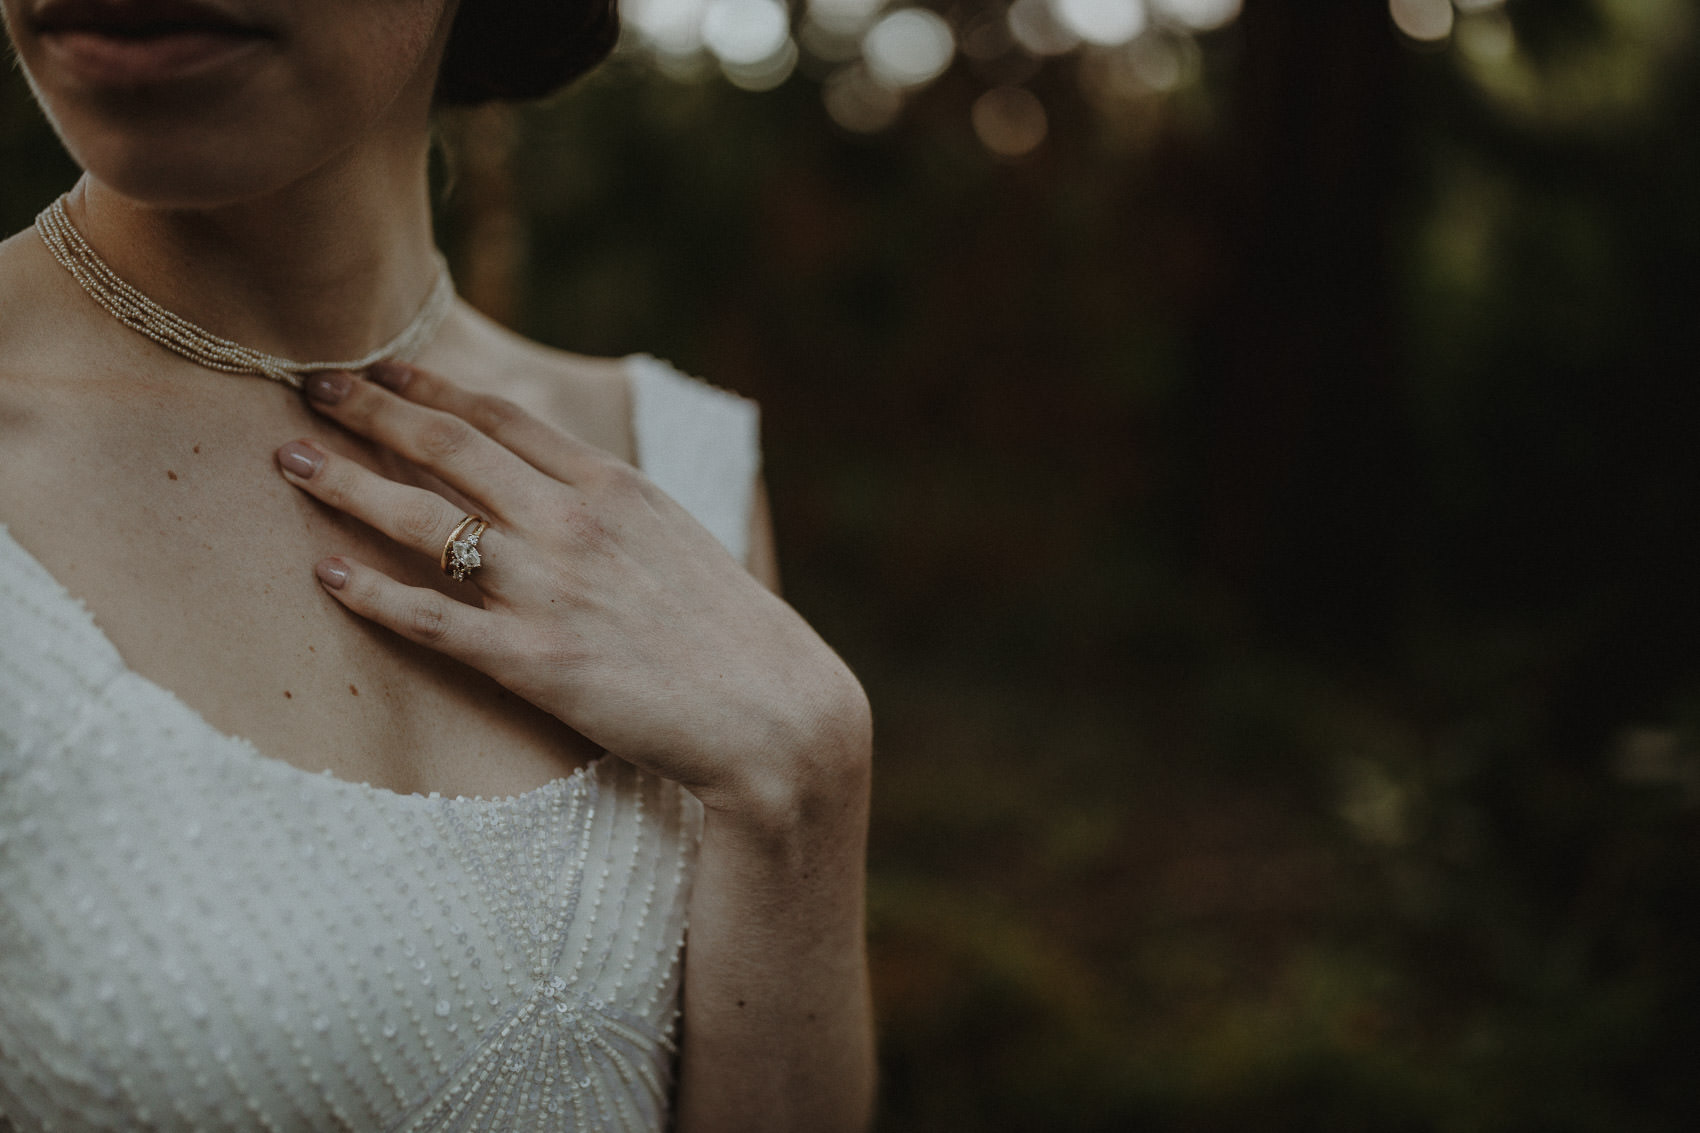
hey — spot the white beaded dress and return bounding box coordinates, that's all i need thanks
[0,355,761,1132]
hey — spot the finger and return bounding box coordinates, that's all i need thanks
[314,555,499,666]
[301,369,542,519]
[278,438,475,563]
[367,361,615,484]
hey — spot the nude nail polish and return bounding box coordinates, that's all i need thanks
[277,440,323,479]
[368,361,413,392]
[304,370,352,404]
[316,559,350,590]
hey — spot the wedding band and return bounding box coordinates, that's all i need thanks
[441,515,488,582]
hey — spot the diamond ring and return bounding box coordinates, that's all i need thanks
[441,515,489,582]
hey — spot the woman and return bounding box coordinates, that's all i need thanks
[0,0,874,1129]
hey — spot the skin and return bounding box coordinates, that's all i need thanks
[0,0,875,1128]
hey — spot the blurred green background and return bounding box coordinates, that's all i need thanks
[6,0,1700,1128]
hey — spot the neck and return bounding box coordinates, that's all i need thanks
[64,138,445,366]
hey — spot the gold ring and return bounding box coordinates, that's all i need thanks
[441,514,488,582]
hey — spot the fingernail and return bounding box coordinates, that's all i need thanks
[368,361,413,392]
[276,440,324,479]
[316,558,350,590]
[304,370,353,405]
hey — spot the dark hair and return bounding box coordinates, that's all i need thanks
[436,0,621,106]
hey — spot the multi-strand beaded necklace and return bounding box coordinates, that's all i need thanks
[34,194,454,389]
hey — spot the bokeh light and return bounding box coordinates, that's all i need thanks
[722,37,800,89]
[701,0,792,66]
[1389,0,1454,43]
[863,9,957,88]
[822,62,906,131]
[608,0,1618,148]
[614,0,1255,141]
[806,0,886,38]
[971,85,1049,157]
[1147,0,1240,33]
[1126,31,1196,91]
[1456,7,1515,65]
[1053,0,1147,49]
[1007,0,1082,57]
[1077,30,1198,111]
[623,0,709,56]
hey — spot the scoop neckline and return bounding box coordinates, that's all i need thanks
[0,517,608,810]
[0,354,669,808]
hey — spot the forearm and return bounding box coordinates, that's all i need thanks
[675,749,876,1132]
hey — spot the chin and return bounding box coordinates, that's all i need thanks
[17,39,433,213]
[66,129,316,210]
[43,85,345,207]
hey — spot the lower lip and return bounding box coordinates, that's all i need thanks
[40,30,271,86]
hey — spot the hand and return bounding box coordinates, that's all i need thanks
[275,363,870,828]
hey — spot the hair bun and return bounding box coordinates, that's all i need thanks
[436,0,622,106]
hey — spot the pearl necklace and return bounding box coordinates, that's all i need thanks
[34,194,455,390]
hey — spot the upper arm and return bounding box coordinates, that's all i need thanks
[746,476,781,595]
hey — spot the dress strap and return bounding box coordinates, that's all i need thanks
[625,354,761,565]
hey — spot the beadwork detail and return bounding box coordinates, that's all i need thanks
[0,358,757,1131]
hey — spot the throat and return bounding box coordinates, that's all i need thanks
[37,193,455,388]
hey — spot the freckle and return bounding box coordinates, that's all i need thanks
[192,444,201,454]
[166,470,178,481]
[283,690,292,699]
[349,684,359,696]
[736,1000,746,1009]
[307,645,316,653]
[807,1012,817,1022]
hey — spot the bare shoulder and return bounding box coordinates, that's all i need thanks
[0,226,86,531]
[0,226,54,365]
[0,223,130,384]
[0,233,30,451]
[426,300,637,464]
[0,226,76,439]
[0,223,39,282]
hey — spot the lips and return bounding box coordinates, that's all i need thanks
[33,0,271,37]
[30,0,277,85]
